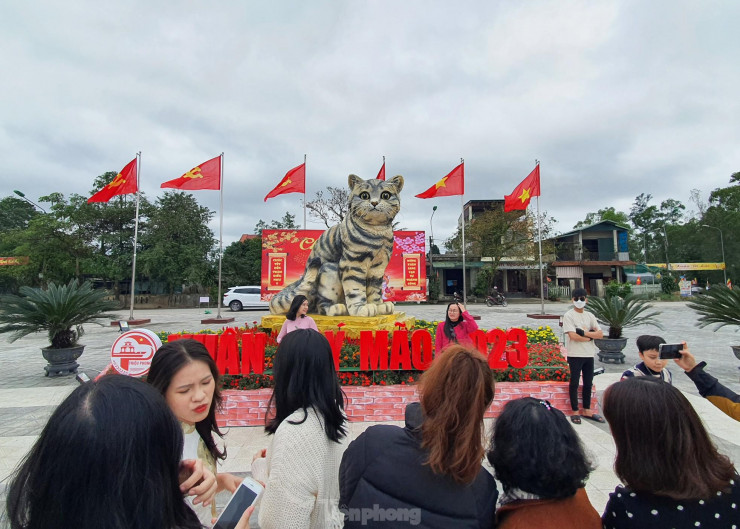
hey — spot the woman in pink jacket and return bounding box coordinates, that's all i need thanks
[435,302,479,353]
[276,295,318,343]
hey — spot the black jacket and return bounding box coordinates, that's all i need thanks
[339,403,498,528]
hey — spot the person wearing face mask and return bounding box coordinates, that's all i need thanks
[562,288,604,425]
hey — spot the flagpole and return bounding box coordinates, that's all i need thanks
[303,153,307,229]
[460,158,467,306]
[216,152,224,319]
[535,160,544,315]
[129,151,141,321]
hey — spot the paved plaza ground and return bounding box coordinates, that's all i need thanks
[1,300,738,525]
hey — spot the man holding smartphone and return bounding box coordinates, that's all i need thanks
[562,288,604,424]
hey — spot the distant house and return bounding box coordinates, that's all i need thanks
[548,220,636,296]
[239,234,259,242]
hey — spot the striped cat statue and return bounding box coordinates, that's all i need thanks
[269,174,404,317]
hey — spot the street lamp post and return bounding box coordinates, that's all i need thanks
[701,224,727,285]
[13,190,46,213]
[429,206,437,295]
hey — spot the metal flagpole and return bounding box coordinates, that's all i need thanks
[303,153,307,229]
[129,151,141,321]
[535,160,544,315]
[460,158,466,306]
[216,152,224,319]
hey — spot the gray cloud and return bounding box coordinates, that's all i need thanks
[1,0,738,247]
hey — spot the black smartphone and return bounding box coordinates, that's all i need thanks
[658,343,684,359]
[213,477,263,529]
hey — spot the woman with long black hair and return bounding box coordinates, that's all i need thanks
[5,375,253,529]
[251,328,349,528]
[434,302,479,353]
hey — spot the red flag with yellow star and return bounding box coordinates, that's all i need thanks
[504,165,540,212]
[161,155,221,190]
[415,162,464,199]
[88,158,138,203]
[264,163,306,201]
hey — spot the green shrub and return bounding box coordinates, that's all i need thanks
[605,281,632,298]
[661,274,677,294]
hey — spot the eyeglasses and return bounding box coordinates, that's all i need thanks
[573,296,586,302]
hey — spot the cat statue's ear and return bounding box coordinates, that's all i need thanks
[387,175,404,193]
[348,174,363,190]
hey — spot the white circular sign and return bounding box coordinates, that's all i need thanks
[110,329,162,377]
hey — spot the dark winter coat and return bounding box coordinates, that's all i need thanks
[339,403,498,528]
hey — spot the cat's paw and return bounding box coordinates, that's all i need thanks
[326,304,349,317]
[349,304,377,317]
[375,302,395,315]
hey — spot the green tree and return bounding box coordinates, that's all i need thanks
[221,237,263,287]
[573,207,630,229]
[254,212,298,234]
[140,192,215,294]
[701,172,740,283]
[446,208,554,295]
[45,174,153,295]
[0,196,39,234]
[629,193,686,264]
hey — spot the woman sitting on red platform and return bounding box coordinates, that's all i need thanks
[434,302,479,353]
[339,345,498,528]
[487,397,600,529]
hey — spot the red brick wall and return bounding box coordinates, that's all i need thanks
[216,382,598,427]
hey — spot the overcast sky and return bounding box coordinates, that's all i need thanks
[2,1,738,248]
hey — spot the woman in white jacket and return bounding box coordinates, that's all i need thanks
[252,328,350,529]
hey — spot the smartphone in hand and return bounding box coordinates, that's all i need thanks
[658,343,684,360]
[213,477,263,529]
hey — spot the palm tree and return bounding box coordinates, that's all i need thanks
[586,293,664,339]
[686,286,740,331]
[0,279,120,349]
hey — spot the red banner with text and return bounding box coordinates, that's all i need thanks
[261,230,427,302]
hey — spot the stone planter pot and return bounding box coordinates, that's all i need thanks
[594,337,628,364]
[41,345,84,377]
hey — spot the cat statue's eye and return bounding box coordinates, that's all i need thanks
[381,192,391,200]
[360,192,370,200]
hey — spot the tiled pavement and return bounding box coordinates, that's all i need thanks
[1,301,738,524]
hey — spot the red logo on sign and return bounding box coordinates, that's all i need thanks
[110,329,161,377]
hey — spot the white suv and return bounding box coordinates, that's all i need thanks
[223,286,268,311]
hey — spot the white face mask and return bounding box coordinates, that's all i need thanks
[573,300,587,309]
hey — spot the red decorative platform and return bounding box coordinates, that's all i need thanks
[216,381,598,427]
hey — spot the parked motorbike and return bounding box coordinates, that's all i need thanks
[485,288,508,307]
[452,290,464,303]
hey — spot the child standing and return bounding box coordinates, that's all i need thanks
[621,335,673,384]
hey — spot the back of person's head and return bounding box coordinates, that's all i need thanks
[148,338,225,460]
[603,377,736,500]
[488,397,593,498]
[5,375,201,529]
[419,345,494,484]
[286,294,308,321]
[266,328,347,442]
[636,335,666,353]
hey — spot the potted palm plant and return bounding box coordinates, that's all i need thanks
[686,286,740,361]
[0,280,120,376]
[586,293,664,364]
